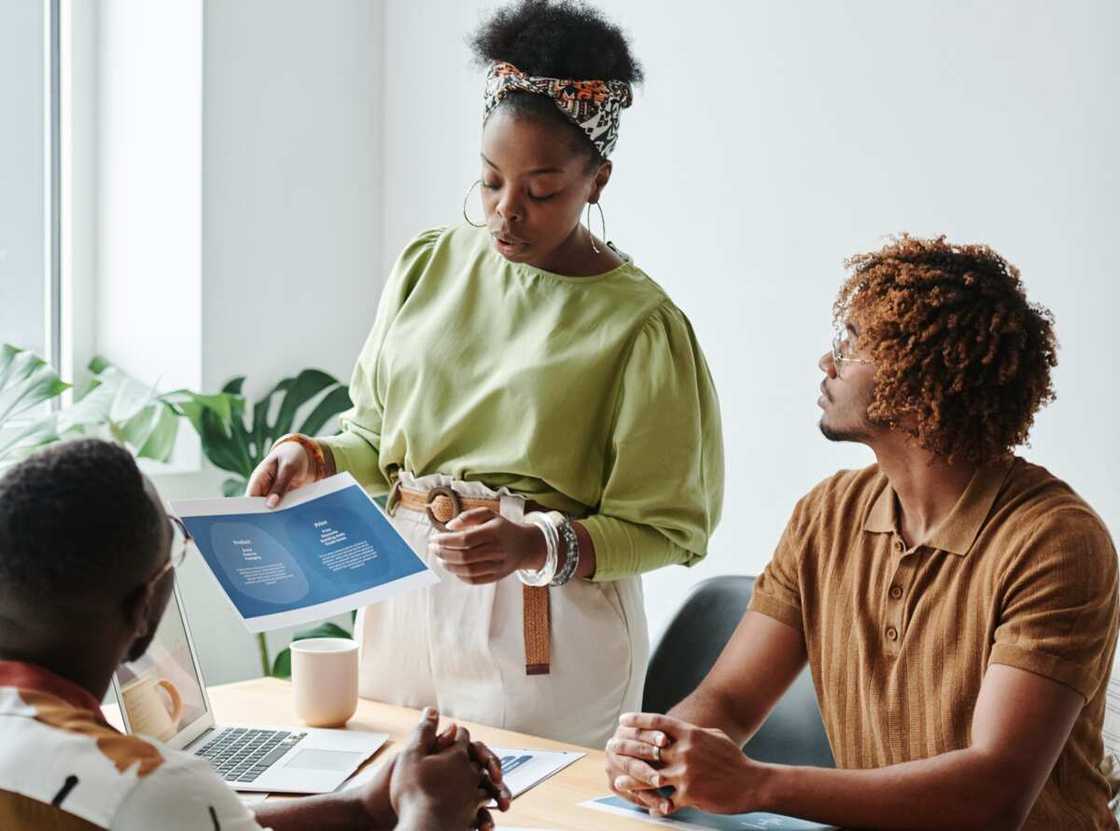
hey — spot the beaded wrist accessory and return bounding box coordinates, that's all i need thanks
[550,519,581,586]
[271,433,327,481]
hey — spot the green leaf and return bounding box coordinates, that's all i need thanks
[0,346,70,464]
[59,359,196,462]
[198,410,252,475]
[0,347,232,469]
[0,412,61,460]
[296,385,352,437]
[293,621,353,641]
[100,367,159,425]
[226,411,256,474]
[256,632,271,677]
[173,369,349,483]
[222,477,246,497]
[251,384,285,464]
[273,369,339,437]
[131,403,181,462]
[0,345,71,426]
[271,647,292,679]
[55,382,113,431]
[166,390,235,435]
[87,355,111,375]
[116,397,171,460]
[168,391,244,472]
[67,360,159,437]
[270,621,353,679]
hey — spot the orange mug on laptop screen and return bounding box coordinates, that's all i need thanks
[121,676,185,742]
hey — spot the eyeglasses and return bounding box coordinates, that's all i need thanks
[832,324,873,372]
[147,515,192,586]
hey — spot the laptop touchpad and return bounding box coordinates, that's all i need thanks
[283,749,364,771]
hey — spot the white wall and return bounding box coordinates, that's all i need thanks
[95,0,202,469]
[182,0,382,683]
[378,0,1120,644]
[200,0,383,393]
[188,0,383,682]
[83,0,1119,683]
[83,0,384,683]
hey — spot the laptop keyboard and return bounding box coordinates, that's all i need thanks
[193,727,308,784]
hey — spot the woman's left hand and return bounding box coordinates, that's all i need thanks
[428,508,545,584]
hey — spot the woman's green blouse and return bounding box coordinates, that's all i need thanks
[320,225,724,582]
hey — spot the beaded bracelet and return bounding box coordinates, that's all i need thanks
[550,518,581,586]
[271,433,327,481]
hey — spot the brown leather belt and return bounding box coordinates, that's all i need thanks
[395,484,552,676]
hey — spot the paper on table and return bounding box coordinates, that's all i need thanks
[492,747,584,798]
[339,756,388,793]
[341,747,582,807]
[172,473,437,632]
[582,795,839,830]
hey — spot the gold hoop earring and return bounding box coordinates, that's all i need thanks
[586,202,606,254]
[463,179,485,228]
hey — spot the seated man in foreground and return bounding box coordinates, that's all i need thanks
[607,236,1119,830]
[0,438,510,830]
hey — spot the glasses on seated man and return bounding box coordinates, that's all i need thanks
[0,438,510,831]
[606,235,1118,831]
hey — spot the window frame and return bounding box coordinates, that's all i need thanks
[47,0,62,389]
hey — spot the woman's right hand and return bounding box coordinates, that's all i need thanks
[246,439,320,507]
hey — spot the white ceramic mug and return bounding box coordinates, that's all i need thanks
[291,637,359,727]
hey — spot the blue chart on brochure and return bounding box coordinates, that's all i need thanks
[582,795,839,831]
[172,473,437,632]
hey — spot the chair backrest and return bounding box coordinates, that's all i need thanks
[643,575,834,767]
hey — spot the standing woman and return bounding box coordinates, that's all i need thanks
[249,0,723,748]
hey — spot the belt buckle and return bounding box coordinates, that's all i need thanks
[425,485,462,531]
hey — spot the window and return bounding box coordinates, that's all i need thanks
[0,0,60,369]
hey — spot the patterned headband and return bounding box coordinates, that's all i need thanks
[483,61,633,159]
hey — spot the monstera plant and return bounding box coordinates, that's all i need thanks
[1,348,353,678]
[177,368,355,676]
[179,369,352,498]
[0,344,232,467]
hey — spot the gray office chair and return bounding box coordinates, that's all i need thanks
[643,575,834,767]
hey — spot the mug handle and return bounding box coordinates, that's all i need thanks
[157,679,184,725]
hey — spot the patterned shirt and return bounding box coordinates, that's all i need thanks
[0,661,264,830]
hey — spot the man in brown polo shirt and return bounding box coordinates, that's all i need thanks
[605,236,1119,830]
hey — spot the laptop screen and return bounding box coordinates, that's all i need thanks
[115,586,210,744]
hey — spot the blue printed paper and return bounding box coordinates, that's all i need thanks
[584,795,839,831]
[172,473,437,632]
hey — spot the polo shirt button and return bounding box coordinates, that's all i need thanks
[889,585,903,600]
[893,539,904,552]
[886,626,899,641]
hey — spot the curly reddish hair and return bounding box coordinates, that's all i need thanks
[835,236,1057,465]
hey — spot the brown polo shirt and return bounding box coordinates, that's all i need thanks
[750,456,1119,830]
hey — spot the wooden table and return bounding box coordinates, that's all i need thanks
[206,677,652,829]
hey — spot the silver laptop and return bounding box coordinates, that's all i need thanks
[112,584,387,793]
